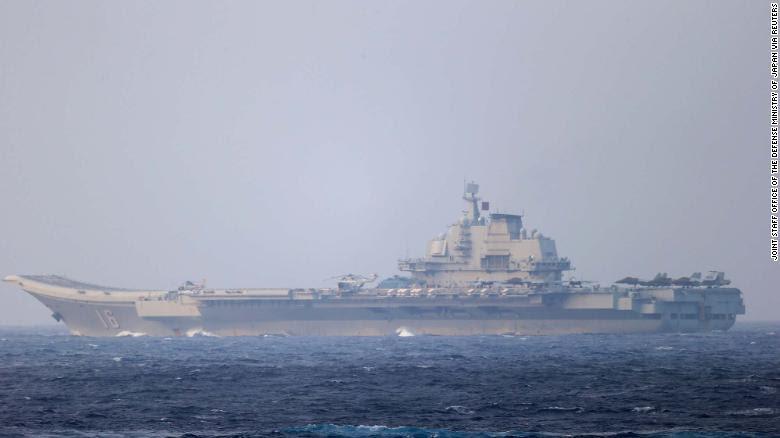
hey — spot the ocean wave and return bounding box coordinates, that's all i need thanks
[282,424,495,437]
[540,406,585,413]
[0,430,189,438]
[726,407,776,417]
[115,331,147,337]
[445,405,475,415]
[1,427,765,438]
[280,424,762,437]
[396,327,415,337]
[759,386,777,394]
[185,328,219,338]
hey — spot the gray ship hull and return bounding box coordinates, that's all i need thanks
[4,184,745,337]
[12,276,742,337]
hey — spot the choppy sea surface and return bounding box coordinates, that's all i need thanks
[0,323,778,438]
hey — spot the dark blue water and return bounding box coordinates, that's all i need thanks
[0,323,778,438]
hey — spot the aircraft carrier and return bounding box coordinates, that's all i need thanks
[4,183,745,337]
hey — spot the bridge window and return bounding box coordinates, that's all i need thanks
[481,255,509,270]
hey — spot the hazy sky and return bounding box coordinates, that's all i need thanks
[0,1,774,324]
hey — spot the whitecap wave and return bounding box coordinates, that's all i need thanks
[115,331,147,337]
[445,405,474,415]
[185,328,219,337]
[283,424,693,437]
[542,406,584,412]
[632,406,654,413]
[284,424,467,437]
[396,327,415,337]
[728,407,775,416]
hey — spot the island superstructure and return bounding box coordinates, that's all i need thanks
[4,183,745,336]
[399,182,571,287]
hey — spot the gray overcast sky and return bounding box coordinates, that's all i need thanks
[0,1,775,324]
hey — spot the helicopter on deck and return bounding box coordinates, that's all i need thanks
[329,273,378,293]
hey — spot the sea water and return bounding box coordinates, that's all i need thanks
[0,323,778,437]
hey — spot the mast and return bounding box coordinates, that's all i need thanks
[463,181,481,225]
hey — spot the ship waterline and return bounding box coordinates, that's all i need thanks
[4,182,745,336]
